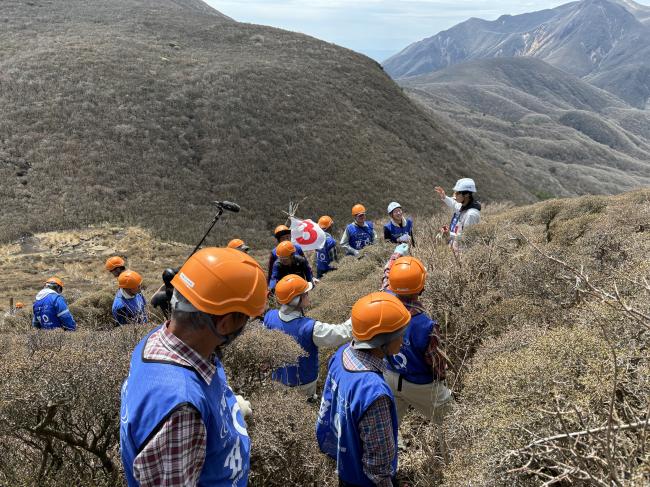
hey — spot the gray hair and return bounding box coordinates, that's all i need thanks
[352,327,406,350]
[171,290,214,330]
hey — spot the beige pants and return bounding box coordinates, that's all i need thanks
[383,370,453,425]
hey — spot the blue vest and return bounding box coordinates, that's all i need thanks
[32,290,76,330]
[316,346,398,486]
[346,222,375,250]
[112,291,148,326]
[120,327,250,487]
[263,309,319,386]
[316,233,337,271]
[383,218,413,243]
[385,313,436,384]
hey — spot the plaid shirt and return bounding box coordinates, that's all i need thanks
[132,324,216,486]
[343,345,396,487]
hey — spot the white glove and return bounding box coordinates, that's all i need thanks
[397,234,411,243]
[235,395,253,418]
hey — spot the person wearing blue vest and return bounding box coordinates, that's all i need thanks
[120,247,267,487]
[384,256,453,449]
[383,202,415,247]
[317,292,410,487]
[269,240,315,291]
[315,215,339,278]
[434,178,481,252]
[112,270,148,326]
[32,276,76,331]
[341,204,376,257]
[264,274,351,398]
[267,224,305,284]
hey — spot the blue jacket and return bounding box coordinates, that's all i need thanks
[346,222,375,251]
[383,218,413,244]
[112,290,148,326]
[263,309,319,386]
[316,345,398,486]
[120,327,250,486]
[385,312,436,384]
[269,254,313,290]
[316,233,337,272]
[32,288,76,331]
[268,243,304,282]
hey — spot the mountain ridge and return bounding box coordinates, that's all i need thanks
[384,0,650,108]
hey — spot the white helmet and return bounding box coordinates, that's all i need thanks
[453,178,476,193]
[387,202,401,215]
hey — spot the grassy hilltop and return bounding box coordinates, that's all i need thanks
[1,189,648,485]
[0,0,530,247]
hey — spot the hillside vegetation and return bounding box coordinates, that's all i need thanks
[0,0,531,247]
[400,58,650,198]
[1,190,648,485]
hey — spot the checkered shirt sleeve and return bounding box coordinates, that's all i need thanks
[132,404,207,486]
[358,395,396,487]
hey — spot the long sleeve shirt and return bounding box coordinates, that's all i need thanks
[443,196,481,231]
[342,346,396,487]
[278,307,352,348]
[132,324,214,486]
[340,224,378,256]
[32,288,76,331]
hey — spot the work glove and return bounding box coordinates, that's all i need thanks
[395,243,409,256]
[397,234,411,243]
[235,395,253,419]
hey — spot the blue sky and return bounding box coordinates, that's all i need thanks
[205,1,587,61]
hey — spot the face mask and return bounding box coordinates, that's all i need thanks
[208,319,247,348]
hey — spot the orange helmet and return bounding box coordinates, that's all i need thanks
[105,256,126,271]
[274,225,291,238]
[46,277,64,288]
[318,215,334,230]
[388,256,427,295]
[15,302,24,309]
[171,247,267,317]
[351,292,410,341]
[351,204,366,216]
[275,274,313,304]
[276,241,296,258]
[118,270,143,290]
[228,239,245,249]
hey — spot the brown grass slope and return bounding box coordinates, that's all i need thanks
[0,0,529,246]
[0,189,648,485]
[400,58,650,199]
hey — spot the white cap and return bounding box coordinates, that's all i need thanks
[453,178,476,193]
[387,202,401,214]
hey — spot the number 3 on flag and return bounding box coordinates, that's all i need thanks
[290,217,326,251]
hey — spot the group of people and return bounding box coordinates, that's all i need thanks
[26,178,482,487]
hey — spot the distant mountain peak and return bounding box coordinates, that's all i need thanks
[383,0,650,108]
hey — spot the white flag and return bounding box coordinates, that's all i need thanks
[290,217,326,251]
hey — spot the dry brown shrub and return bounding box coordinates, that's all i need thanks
[221,320,307,395]
[442,325,615,486]
[68,287,116,330]
[247,383,336,487]
[0,326,149,486]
